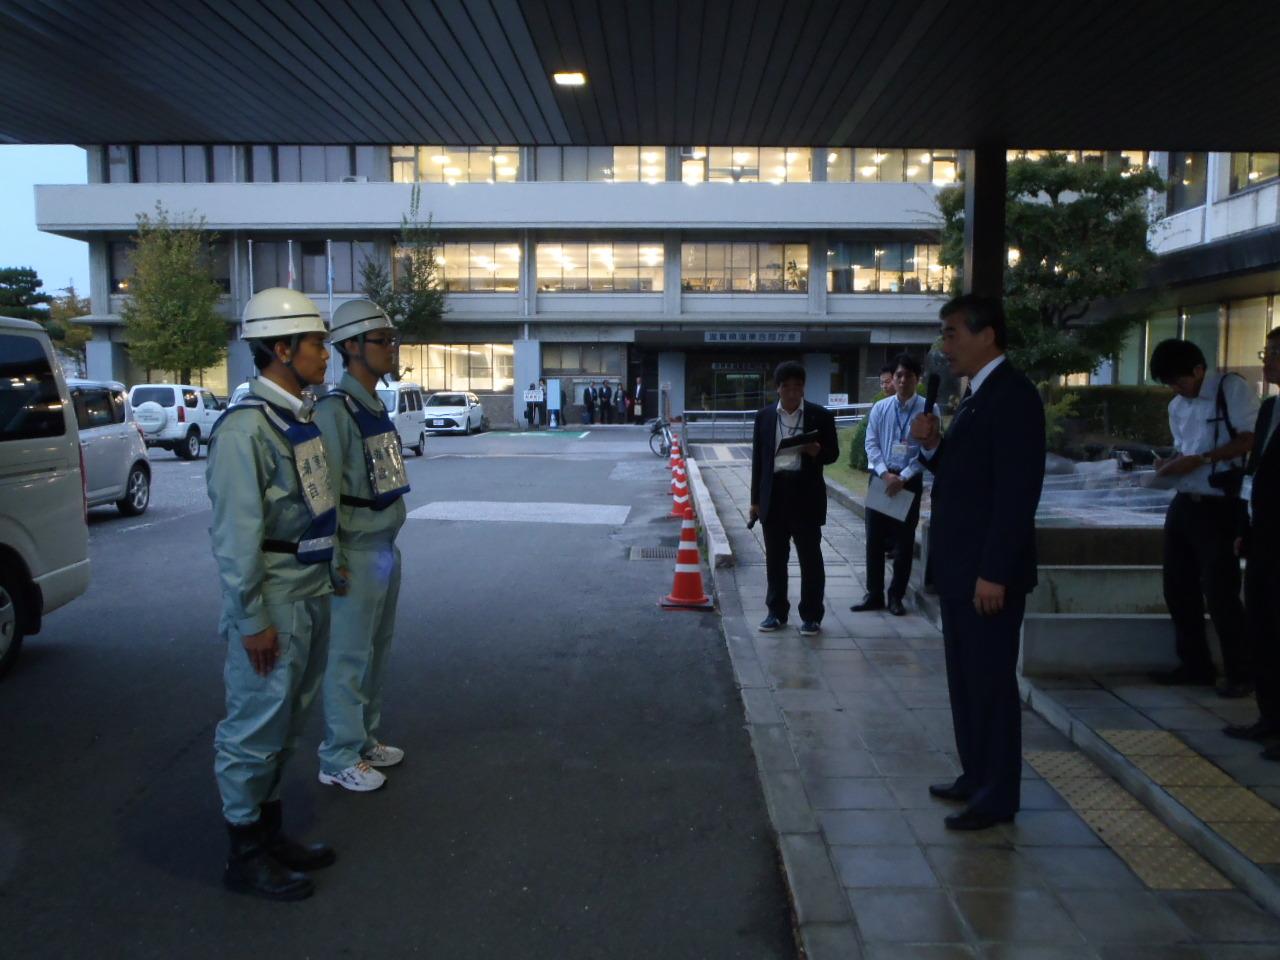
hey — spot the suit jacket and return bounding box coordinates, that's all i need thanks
[600,385,612,404]
[584,388,596,409]
[750,401,840,526]
[1247,396,1280,541]
[922,360,1046,599]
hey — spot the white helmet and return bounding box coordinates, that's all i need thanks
[241,288,327,341]
[329,298,395,344]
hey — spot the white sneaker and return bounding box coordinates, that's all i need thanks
[362,742,405,768]
[318,761,387,792]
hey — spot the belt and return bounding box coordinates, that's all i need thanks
[262,538,299,555]
[341,494,377,508]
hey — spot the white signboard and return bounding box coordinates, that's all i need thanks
[523,390,544,403]
[827,393,849,406]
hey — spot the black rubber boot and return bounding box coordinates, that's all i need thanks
[223,820,314,901]
[260,800,337,872]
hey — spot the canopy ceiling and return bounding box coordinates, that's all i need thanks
[1,0,1276,149]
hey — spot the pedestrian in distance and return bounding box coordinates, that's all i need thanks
[614,381,627,422]
[600,380,613,423]
[1226,327,1280,757]
[207,288,339,900]
[583,381,597,424]
[538,377,548,429]
[878,364,896,398]
[1148,338,1257,698]
[854,353,940,616]
[525,381,539,430]
[633,376,645,423]
[314,299,411,794]
[750,361,840,637]
[911,294,1046,831]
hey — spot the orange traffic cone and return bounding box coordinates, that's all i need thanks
[668,446,681,473]
[661,508,714,609]
[669,472,691,517]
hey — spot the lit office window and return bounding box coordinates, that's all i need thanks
[392,241,519,292]
[396,343,515,392]
[827,240,949,293]
[1230,153,1280,194]
[534,146,665,182]
[536,241,663,292]
[1225,297,1271,392]
[541,343,625,377]
[679,148,812,183]
[826,149,956,184]
[1166,152,1208,214]
[681,242,808,292]
[109,242,135,292]
[393,146,519,183]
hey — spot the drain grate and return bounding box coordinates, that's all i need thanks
[631,546,679,560]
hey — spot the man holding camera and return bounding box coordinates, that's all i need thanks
[1148,339,1257,698]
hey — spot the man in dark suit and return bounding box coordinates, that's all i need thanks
[583,382,597,424]
[1227,326,1280,758]
[599,381,613,423]
[911,295,1046,830]
[750,361,840,636]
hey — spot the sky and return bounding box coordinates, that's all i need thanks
[0,145,90,295]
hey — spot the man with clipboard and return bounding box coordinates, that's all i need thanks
[750,361,840,636]
[854,353,939,616]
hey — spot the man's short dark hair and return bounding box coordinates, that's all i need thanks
[879,363,896,376]
[1149,338,1206,382]
[251,336,289,372]
[940,294,1007,349]
[774,360,807,386]
[892,353,922,377]
[1267,327,1280,342]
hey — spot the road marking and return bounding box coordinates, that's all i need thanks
[485,431,591,439]
[407,501,631,525]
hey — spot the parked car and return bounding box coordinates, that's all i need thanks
[67,378,151,516]
[424,391,487,435]
[0,316,90,679]
[375,381,427,456]
[128,383,226,459]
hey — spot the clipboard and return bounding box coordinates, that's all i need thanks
[866,474,917,522]
[778,430,821,451]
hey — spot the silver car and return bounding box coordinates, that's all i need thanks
[67,379,151,515]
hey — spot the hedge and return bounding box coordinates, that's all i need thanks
[1061,385,1172,446]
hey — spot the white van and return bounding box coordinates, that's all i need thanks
[374,381,427,456]
[0,316,90,678]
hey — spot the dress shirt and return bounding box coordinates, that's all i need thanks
[865,393,938,481]
[254,376,309,420]
[1167,372,1259,497]
[774,401,805,473]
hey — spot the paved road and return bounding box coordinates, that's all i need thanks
[1,427,794,959]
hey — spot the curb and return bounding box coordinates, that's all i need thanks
[1019,675,1280,918]
[685,458,734,600]
[824,476,866,519]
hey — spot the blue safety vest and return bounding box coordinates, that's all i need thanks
[322,389,411,511]
[213,399,337,565]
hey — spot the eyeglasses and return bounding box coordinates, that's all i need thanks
[1258,348,1280,360]
[364,335,401,348]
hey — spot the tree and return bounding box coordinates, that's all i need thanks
[938,153,1165,381]
[361,184,445,342]
[45,282,93,367]
[0,266,52,321]
[121,205,227,384]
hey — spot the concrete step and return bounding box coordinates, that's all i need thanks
[1028,564,1166,614]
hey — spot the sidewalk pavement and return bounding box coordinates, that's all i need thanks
[697,458,1280,959]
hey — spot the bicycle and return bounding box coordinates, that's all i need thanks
[648,417,673,457]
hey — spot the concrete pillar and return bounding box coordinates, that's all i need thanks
[85,146,105,184]
[657,351,685,419]
[802,353,832,405]
[962,144,1007,300]
[513,337,541,427]
[86,333,127,383]
[226,340,255,391]
[808,233,827,316]
[812,147,828,182]
[663,230,681,315]
[520,231,536,317]
[88,239,111,317]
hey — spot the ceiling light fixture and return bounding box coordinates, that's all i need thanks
[553,71,586,86]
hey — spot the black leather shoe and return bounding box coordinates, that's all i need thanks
[1216,679,1255,700]
[1224,719,1280,741]
[929,781,973,803]
[758,614,787,632]
[799,621,821,637]
[851,595,885,612]
[1263,743,1280,762]
[944,810,1014,831]
[260,800,336,872]
[223,822,314,901]
[887,598,907,616]
[1149,665,1215,687]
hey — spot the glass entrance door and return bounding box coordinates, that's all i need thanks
[712,371,765,410]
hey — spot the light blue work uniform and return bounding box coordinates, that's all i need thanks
[207,379,336,825]
[314,374,409,774]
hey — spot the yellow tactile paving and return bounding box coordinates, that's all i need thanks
[1052,777,1143,810]
[1024,750,1108,780]
[1078,808,1183,846]
[1112,845,1234,890]
[1128,754,1236,787]
[1098,728,1194,757]
[1168,786,1280,823]
[1212,822,1280,863]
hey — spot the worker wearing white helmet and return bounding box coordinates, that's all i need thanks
[206,287,337,901]
[313,299,410,793]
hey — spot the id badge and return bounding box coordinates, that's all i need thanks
[890,441,910,462]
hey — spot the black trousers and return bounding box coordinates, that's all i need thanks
[763,474,825,623]
[864,475,923,602]
[940,592,1026,818]
[1246,547,1280,721]
[1163,493,1250,683]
